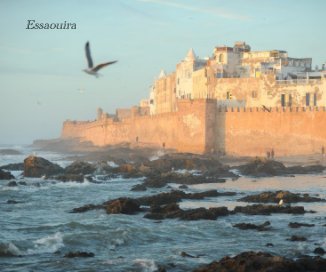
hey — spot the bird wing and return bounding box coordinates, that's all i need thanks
[92,60,117,72]
[85,41,93,68]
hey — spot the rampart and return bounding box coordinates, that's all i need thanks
[62,100,216,154]
[61,100,326,156]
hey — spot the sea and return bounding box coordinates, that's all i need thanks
[0,144,325,272]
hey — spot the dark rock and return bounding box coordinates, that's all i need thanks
[193,251,326,272]
[234,204,305,215]
[65,161,96,175]
[286,164,325,174]
[112,163,143,178]
[105,198,141,215]
[233,221,271,231]
[138,190,235,207]
[265,243,274,247]
[237,158,287,177]
[7,200,19,204]
[287,235,307,242]
[0,169,14,180]
[237,157,325,177]
[71,204,103,213]
[55,174,84,182]
[289,222,315,228]
[131,183,147,191]
[314,247,325,255]
[24,156,63,178]
[181,251,197,258]
[18,181,27,186]
[7,181,18,187]
[64,251,94,258]
[142,172,226,189]
[179,185,188,189]
[144,203,229,221]
[180,207,229,221]
[239,190,325,203]
[0,162,24,171]
[72,189,234,217]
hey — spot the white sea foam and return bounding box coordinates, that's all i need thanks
[107,161,119,167]
[133,258,158,272]
[27,232,64,254]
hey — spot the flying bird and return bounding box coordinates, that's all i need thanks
[83,41,117,77]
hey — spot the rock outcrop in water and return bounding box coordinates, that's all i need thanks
[193,251,326,272]
[24,156,63,178]
[236,157,325,177]
[64,161,96,175]
[144,204,229,221]
[288,222,315,228]
[64,251,95,258]
[234,204,306,215]
[104,197,141,214]
[72,189,234,221]
[0,169,14,180]
[233,221,271,231]
[239,191,325,203]
[0,162,24,171]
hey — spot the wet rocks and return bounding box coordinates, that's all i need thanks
[64,161,96,175]
[144,203,229,221]
[142,172,226,189]
[24,155,63,178]
[233,221,271,231]
[137,190,235,206]
[236,157,325,177]
[71,204,103,213]
[233,204,305,215]
[131,183,147,191]
[314,247,325,255]
[239,190,325,204]
[104,198,141,215]
[7,181,18,187]
[0,162,24,171]
[0,169,14,180]
[64,251,95,258]
[55,174,84,182]
[237,158,287,177]
[288,222,315,228]
[287,235,307,242]
[193,251,326,272]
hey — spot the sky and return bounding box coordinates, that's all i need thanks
[0,0,325,144]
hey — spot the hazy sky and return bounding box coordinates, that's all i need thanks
[0,0,325,144]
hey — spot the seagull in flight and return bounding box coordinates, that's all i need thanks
[83,41,117,77]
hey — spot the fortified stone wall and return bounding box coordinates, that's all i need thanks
[220,106,326,156]
[62,100,326,157]
[62,100,214,154]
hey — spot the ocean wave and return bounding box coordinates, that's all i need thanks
[27,232,64,255]
[133,258,158,272]
[0,242,22,257]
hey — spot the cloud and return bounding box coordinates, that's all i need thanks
[138,0,250,21]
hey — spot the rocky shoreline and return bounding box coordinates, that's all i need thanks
[1,150,325,270]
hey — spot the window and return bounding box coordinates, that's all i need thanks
[306,93,310,106]
[288,94,292,106]
[252,91,257,98]
[314,93,317,106]
[219,54,224,63]
[281,94,285,107]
